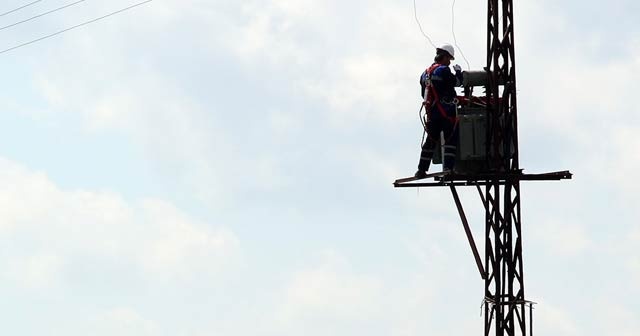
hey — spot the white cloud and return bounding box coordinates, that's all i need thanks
[229,0,472,125]
[623,227,640,288]
[276,251,383,325]
[134,199,238,277]
[232,0,331,66]
[268,249,478,336]
[2,1,638,334]
[535,303,581,336]
[608,127,640,195]
[89,307,160,336]
[0,157,238,287]
[591,300,640,336]
[532,219,591,257]
[4,253,64,289]
[27,5,297,203]
[303,53,418,125]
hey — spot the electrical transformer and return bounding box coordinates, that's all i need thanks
[432,70,489,174]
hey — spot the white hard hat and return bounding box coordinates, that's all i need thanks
[437,44,455,59]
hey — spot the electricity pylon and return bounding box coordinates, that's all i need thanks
[394,1,572,335]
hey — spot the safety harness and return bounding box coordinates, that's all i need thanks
[424,63,458,124]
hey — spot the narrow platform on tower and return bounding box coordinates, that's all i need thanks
[396,69,572,188]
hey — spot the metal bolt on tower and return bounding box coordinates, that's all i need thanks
[394,0,572,335]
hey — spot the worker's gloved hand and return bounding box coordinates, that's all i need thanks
[453,64,462,72]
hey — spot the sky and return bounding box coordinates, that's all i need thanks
[0,0,638,335]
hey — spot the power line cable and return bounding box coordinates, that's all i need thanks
[413,0,436,49]
[0,0,153,55]
[0,0,44,18]
[451,0,471,70]
[0,0,86,32]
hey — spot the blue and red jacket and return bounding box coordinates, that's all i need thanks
[420,63,462,102]
[420,63,463,121]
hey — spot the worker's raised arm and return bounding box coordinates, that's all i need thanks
[452,64,463,86]
[432,66,460,100]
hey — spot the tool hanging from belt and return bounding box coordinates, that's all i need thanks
[426,85,458,125]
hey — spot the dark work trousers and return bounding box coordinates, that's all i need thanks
[417,104,459,171]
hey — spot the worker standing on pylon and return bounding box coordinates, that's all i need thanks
[415,44,463,179]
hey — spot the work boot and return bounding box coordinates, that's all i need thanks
[414,170,427,179]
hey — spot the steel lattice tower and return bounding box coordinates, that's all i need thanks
[484,0,525,335]
[394,0,572,335]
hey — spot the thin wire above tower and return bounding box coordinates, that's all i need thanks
[395,0,572,335]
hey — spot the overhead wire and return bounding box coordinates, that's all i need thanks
[0,0,44,18]
[413,0,436,49]
[0,0,154,55]
[414,0,472,70]
[451,0,471,70]
[0,0,86,32]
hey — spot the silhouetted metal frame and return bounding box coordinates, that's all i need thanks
[485,0,526,334]
[393,169,570,336]
[451,185,487,280]
[394,0,572,335]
